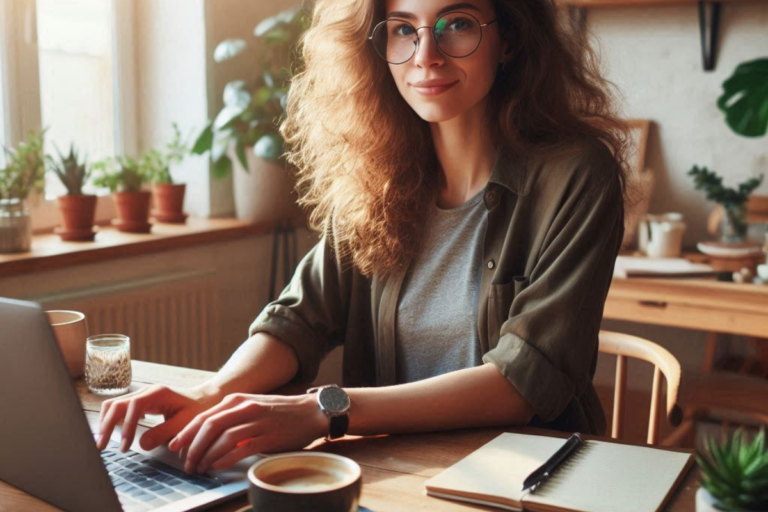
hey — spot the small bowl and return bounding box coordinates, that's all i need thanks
[757,264,768,281]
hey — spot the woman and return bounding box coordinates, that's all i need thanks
[97,0,630,475]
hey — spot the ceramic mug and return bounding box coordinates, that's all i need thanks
[45,310,89,378]
[248,452,362,512]
[639,213,686,258]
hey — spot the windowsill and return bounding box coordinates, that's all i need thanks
[0,217,297,278]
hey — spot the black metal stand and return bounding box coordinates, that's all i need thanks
[699,1,722,72]
[268,221,299,302]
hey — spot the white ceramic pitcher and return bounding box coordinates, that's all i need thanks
[639,213,686,258]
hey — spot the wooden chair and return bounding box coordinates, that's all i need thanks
[598,330,683,445]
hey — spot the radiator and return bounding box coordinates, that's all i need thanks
[33,270,220,371]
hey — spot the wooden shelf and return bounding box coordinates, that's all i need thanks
[0,217,301,279]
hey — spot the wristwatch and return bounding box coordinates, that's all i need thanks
[307,384,351,440]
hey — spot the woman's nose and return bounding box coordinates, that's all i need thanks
[412,26,445,68]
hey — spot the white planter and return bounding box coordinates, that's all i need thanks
[696,487,755,512]
[229,146,302,224]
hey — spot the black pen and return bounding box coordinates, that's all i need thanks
[521,433,584,493]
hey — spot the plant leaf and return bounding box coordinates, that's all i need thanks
[223,80,252,110]
[191,123,214,155]
[213,105,246,131]
[213,39,246,63]
[254,134,283,161]
[717,58,768,138]
[235,138,248,170]
[212,155,232,179]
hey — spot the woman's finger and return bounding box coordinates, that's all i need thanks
[170,394,248,451]
[183,403,261,473]
[139,410,197,451]
[209,436,265,472]
[195,423,261,474]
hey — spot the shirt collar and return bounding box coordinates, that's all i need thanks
[487,145,532,197]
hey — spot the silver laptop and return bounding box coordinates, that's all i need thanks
[0,297,257,512]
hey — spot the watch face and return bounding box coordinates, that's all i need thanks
[318,386,350,414]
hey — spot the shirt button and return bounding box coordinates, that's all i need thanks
[485,190,496,203]
[487,260,495,269]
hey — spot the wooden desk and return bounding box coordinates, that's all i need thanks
[606,276,768,338]
[1,361,699,512]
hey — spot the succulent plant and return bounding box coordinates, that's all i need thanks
[50,144,90,195]
[696,427,768,511]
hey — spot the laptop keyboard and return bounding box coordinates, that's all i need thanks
[100,440,222,512]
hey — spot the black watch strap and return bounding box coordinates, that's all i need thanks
[329,414,349,440]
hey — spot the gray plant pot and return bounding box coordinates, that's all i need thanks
[0,198,32,253]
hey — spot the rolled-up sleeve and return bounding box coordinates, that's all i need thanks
[483,150,624,422]
[249,221,351,385]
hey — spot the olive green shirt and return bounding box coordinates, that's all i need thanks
[249,135,625,436]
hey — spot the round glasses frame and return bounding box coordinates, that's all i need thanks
[368,11,498,65]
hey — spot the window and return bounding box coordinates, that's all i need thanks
[37,0,116,198]
[0,0,134,230]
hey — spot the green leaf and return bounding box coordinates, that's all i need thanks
[253,87,274,108]
[254,134,283,161]
[235,138,248,170]
[264,27,291,45]
[211,129,233,163]
[213,39,246,63]
[717,58,768,138]
[212,155,232,179]
[223,81,252,110]
[213,105,246,131]
[254,14,282,37]
[191,123,214,155]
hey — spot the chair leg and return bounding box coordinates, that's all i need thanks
[702,332,718,374]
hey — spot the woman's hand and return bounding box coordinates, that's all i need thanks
[97,384,220,453]
[167,393,327,474]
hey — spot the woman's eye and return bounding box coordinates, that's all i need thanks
[393,24,415,37]
[448,18,472,31]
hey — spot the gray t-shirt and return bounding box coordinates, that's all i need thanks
[395,187,488,384]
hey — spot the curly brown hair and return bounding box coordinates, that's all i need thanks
[281,0,631,278]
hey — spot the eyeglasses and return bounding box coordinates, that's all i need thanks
[369,11,498,65]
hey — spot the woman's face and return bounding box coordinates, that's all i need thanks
[382,0,507,123]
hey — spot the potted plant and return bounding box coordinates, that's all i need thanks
[695,426,768,512]
[688,165,763,244]
[191,7,308,223]
[145,123,189,224]
[92,156,152,233]
[50,144,97,241]
[0,129,46,253]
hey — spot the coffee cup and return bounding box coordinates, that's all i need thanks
[248,452,362,512]
[45,310,89,378]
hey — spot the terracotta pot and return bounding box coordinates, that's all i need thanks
[112,191,152,233]
[152,183,187,223]
[55,194,97,241]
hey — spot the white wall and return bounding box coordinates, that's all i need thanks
[591,4,768,246]
[589,3,768,390]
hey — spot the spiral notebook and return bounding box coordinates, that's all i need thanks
[425,433,693,512]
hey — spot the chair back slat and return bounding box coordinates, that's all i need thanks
[599,330,683,445]
[612,354,627,439]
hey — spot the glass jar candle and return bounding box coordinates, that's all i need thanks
[85,334,132,395]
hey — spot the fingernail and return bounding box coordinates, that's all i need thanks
[168,437,177,451]
[96,435,103,448]
[120,438,128,452]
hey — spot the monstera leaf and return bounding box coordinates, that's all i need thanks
[717,58,768,138]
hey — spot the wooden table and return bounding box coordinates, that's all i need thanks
[605,276,768,338]
[1,361,700,512]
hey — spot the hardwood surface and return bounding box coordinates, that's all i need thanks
[0,217,297,278]
[1,361,699,512]
[605,276,768,338]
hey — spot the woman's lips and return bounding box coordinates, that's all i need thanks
[411,80,459,96]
